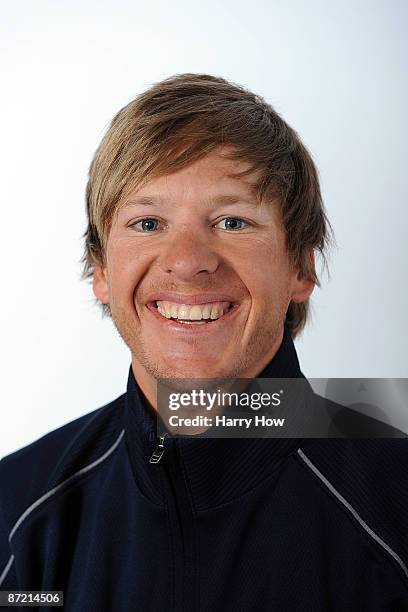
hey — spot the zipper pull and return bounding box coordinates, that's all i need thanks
[149,433,168,464]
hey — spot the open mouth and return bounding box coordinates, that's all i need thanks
[146,300,240,326]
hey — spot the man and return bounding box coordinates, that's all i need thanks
[0,74,407,611]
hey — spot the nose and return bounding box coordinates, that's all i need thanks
[157,225,220,281]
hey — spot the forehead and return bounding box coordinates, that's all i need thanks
[120,148,261,207]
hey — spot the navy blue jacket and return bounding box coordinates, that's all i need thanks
[1,327,408,611]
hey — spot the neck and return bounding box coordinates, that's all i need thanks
[131,326,293,412]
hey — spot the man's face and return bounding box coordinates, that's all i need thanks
[93,148,313,386]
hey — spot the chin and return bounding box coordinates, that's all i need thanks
[159,361,222,380]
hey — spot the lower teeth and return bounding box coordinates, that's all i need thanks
[177,320,210,325]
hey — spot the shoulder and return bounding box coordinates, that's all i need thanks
[296,436,408,491]
[0,393,126,531]
[296,437,408,580]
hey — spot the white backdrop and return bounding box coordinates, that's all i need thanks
[1,0,407,457]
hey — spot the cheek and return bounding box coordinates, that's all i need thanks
[238,241,292,304]
[107,246,152,305]
[247,272,291,311]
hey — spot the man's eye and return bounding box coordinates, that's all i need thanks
[215,217,249,231]
[132,218,160,232]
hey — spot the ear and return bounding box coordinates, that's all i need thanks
[290,250,315,304]
[92,265,110,305]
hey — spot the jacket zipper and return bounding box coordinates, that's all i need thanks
[149,433,168,464]
[148,434,198,610]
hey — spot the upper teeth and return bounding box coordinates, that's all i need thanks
[156,301,231,320]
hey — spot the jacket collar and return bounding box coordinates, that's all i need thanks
[124,323,305,509]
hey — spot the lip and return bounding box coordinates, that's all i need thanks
[145,292,240,306]
[145,301,241,333]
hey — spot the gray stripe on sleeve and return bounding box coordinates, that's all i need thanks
[0,428,125,587]
[0,554,14,587]
[297,447,408,579]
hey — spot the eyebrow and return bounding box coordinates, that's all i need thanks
[120,194,259,209]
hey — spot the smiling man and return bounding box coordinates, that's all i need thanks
[92,148,313,403]
[1,74,407,611]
